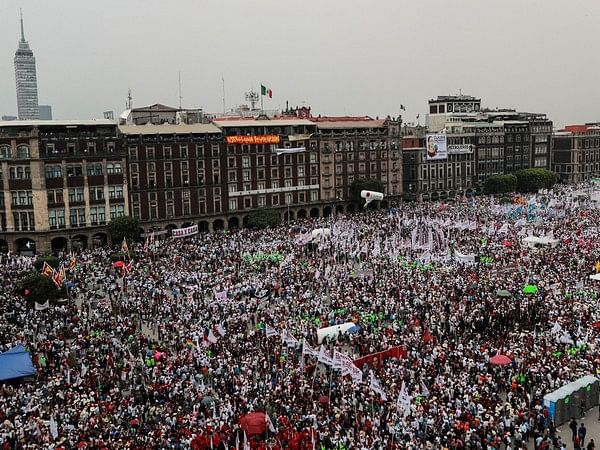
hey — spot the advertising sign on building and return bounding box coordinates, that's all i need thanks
[226,135,280,145]
[425,134,448,160]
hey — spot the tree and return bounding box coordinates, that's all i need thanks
[349,178,385,206]
[16,272,67,306]
[33,256,60,271]
[483,174,517,195]
[106,216,140,246]
[246,209,281,229]
[515,169,558,193]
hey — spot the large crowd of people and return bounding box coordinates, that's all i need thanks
[1,184,600,449]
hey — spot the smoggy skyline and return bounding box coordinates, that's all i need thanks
[1,0,599,127]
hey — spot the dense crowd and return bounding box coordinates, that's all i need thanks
[1,184,600,450]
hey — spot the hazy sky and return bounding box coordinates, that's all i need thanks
[1,0,599,127]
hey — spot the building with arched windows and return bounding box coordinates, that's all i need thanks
[0,120,126,254]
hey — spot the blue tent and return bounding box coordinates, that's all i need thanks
[0,345,37,381]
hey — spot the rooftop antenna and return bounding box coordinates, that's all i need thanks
[178,71,183,110]
[222,77,226,114]
[126,89,133,110]
[19,8,25,41]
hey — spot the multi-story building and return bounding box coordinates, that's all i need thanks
[120,123,224,233]
[0,120,126,254]
[313,116,402,212]
[428,96,552,190]
[14,12,39,120]
[402,135,475,201]
[213,118,321,225]
[552,124,600,183]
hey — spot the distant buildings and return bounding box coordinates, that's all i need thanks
[1,116,17,122]
[38,105,52,120]
[552,124,600,183]
[2,89,599,255]
[14,11,39,120]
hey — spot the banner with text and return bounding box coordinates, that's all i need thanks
[171,224,199,239]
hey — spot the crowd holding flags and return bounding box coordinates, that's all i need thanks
[39,252,78,290]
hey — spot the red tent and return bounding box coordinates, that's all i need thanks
[239,412,267,436]
[113,261,124,268]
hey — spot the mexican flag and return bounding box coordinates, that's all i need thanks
[261,84,273,98]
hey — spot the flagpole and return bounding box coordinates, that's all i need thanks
[261,89,264,114]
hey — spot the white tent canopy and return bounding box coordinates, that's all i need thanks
[317,322,356,344]
[590,273,600,281]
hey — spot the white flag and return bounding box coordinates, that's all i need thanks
[243,431,250,450]
[207,329,218,344]
[216,324,226,336]
[266,413,276,433]
[49,415,58,439]
[420,381,430,397]
[302,339,318,357]
[265,324,278,338]
[281,330,300,347]
[396,381,412,417]
[369,372,387,400]
[317,345,334,367]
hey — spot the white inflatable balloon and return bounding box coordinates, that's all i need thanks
[360,190,384,208]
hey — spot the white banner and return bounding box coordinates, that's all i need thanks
[172,224,198,239]
[275,147,306,156]
[426,134,448,160]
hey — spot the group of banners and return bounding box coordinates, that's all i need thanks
[40,255,76,289]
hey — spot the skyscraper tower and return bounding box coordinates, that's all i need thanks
[14,9,39,120]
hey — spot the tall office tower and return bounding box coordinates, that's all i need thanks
[14,10,39,120]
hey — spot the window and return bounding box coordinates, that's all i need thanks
[47,189,64,204]
[90,206,105,224]
[146,146,155,159]
[10,166,30,179]
[87,163,103,176]
[107,162,122,175]
[67,143,76,154]
[244,197,251,209]
[107,142,115,153]
[66,165,83,177]
[310,152,317,163]
[108,185,124,199]
[110,204,125,219]
[45,165,62,178]
[229,199,237,210]
[90,186,104,201]
[129,147,138,160]
[242,156,250,168]
[11,191,33,205]
[310,190,319,201]
[13,211,35,231]
[181,145,188,158]
[164,146,172,159]
[49,209,65,228]
[16,145,30,159]
[70,207,86,227]
[68,188,85,203]
[272,194,279,205]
